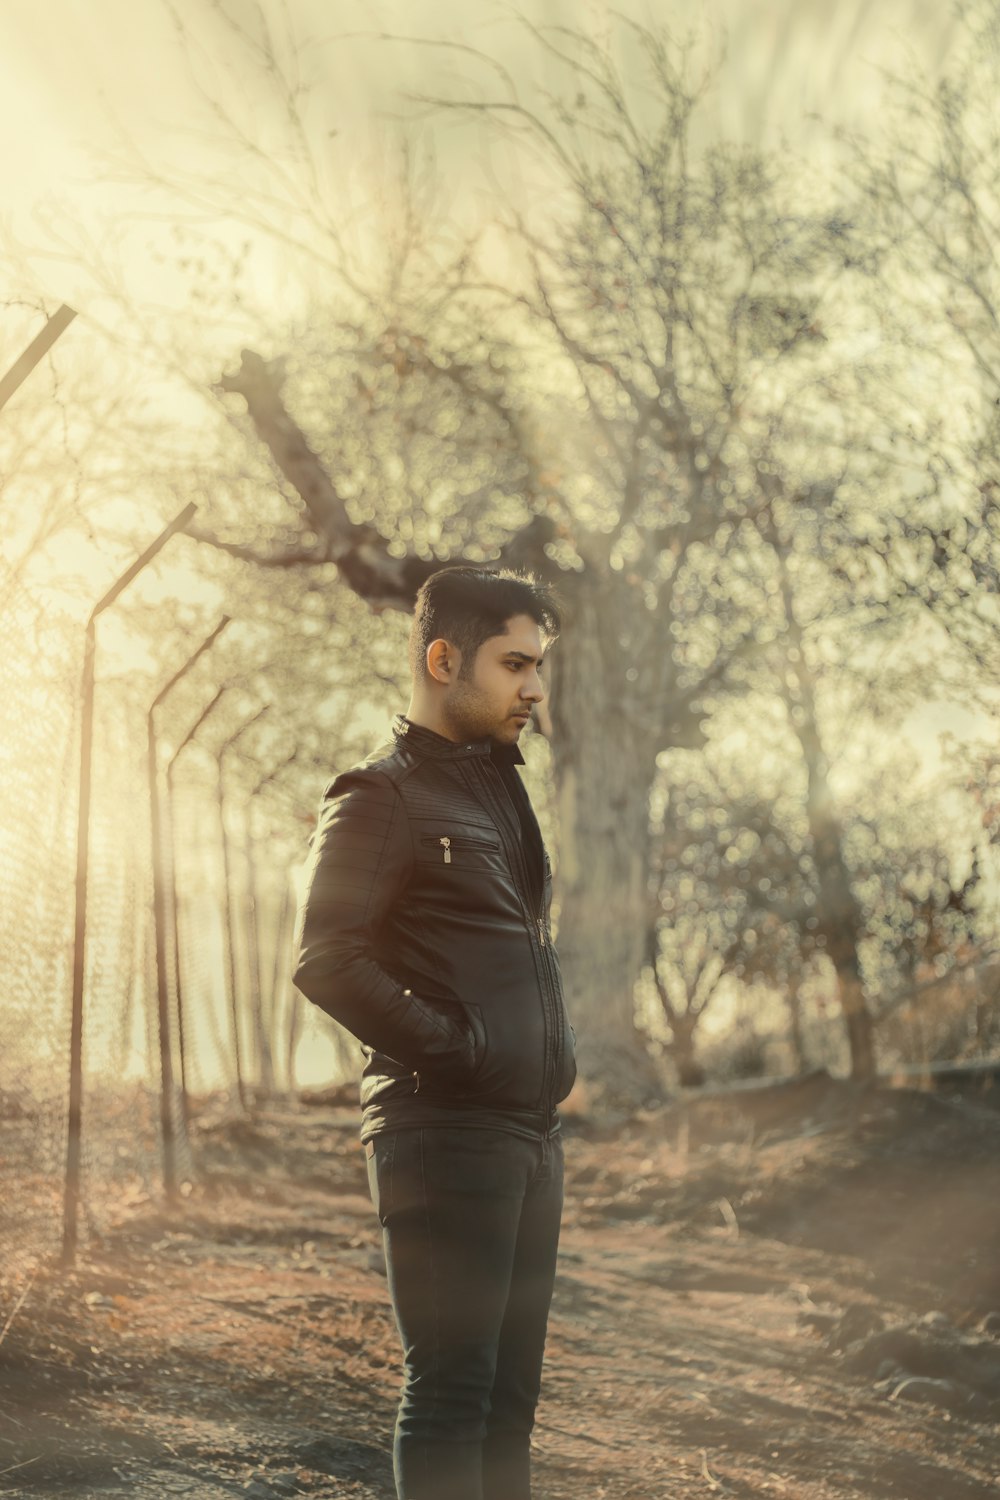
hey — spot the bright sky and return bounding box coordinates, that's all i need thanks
[0,0,959,316]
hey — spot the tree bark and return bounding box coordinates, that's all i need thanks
[664,1013,706,1088]
[545,571,666,1106]
[793,691,875,1079]
[766,511,876,1081]
[787,973,806,1074]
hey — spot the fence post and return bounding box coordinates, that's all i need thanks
[216,706,270,1113]
[147,618,230,1199]
[166,685,228,1130]
[0,304,76,413]
[245,751,298,1099]
[273,875,299,1093]
[62,502,197,1268]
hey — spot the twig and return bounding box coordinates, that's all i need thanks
[0,1457,42,1479]
[715,1197,739,1242]
[699,1448,724,1490]
[0,1271,36,1350]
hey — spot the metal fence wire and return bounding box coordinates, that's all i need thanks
[0,558,315,1308]
[0,583,177,1283]
[0,309,328,1308]
[1,580,80,1284]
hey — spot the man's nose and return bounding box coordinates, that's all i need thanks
[522,669,545,702]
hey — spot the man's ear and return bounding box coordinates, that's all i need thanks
[426,637,458,684]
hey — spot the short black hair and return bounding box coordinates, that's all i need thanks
[409,566,561,680]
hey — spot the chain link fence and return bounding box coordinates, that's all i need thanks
[0,568,317,1310]
[1,578,80,1286]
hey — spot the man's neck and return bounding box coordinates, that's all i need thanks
[403,703,466,744]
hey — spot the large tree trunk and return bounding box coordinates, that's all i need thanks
[545,573,666,1108]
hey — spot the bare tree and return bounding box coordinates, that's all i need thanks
[188,18,874,1099]
[40,7,992,1097]
[646,769,817,1087]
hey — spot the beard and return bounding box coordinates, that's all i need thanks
[440,676,518,744]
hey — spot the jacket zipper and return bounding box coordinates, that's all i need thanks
[421,833,500,865]
[484,762,560,1107]
[456,758,563,1114]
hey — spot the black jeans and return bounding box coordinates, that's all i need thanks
[365,1125,564,1500]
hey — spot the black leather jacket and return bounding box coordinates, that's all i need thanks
[293,715,577,1143]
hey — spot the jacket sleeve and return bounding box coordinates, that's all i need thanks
[292,767,478,1079]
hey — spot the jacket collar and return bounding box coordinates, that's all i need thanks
[392,713,525,767]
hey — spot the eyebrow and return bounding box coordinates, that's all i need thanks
[502,650,546,666]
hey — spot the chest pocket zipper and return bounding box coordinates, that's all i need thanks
[421,833,501,865]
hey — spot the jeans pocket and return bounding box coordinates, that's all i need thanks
[366,1133,395,1227]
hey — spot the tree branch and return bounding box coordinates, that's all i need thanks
[184,529,331,569]
[212,347,562,609]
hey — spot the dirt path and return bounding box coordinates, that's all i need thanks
[2,1077,999,1498]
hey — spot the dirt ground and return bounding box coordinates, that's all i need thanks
[2,1072,1000,1500]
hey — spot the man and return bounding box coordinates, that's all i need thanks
[293,565,577,1500]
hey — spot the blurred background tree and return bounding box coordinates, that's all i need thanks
[839,0,1000,680]
[3,2,997,1114]
[171,15,987,1095]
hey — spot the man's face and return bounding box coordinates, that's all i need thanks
[439,613,548,746]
